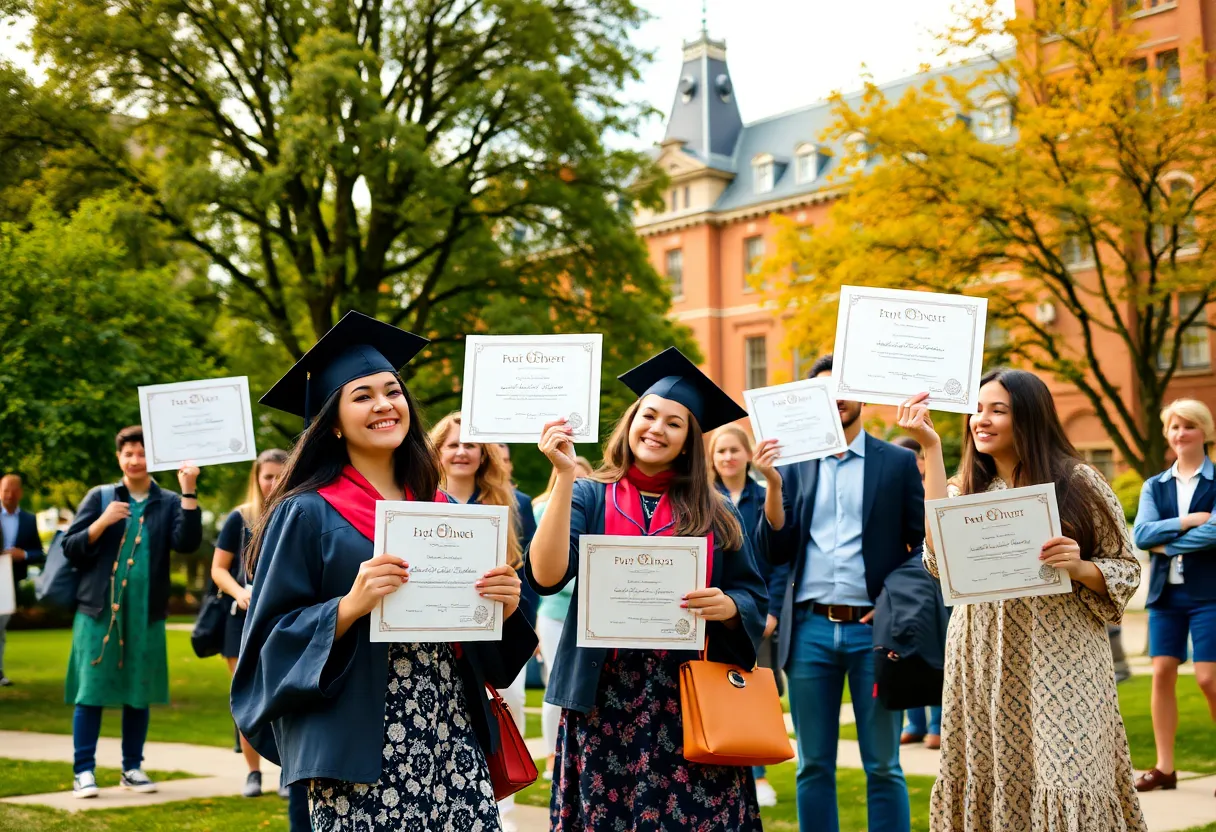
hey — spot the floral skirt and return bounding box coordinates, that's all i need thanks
[309,642,500,832]
[551,649,762,831]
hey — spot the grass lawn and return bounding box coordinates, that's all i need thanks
[0,629,238,749]
[0,798,289,831]
[0,759,192,798]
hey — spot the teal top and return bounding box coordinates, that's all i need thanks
[533,499,575,622]
[65,497,169,708]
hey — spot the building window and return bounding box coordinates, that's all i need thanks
[978,97,1013,140]
[743,235,765,291]
[1158,50,1181,109]
[665,248,684,299]
[1158,292,1211,370]
[1131,58,1151,111]
[753,154,775,194]
[1154,177,1198,253]
[985,322,1010,349]
[683,186,691,210]
[795,144,818,183]
[1082,448,1116,482]
[1059,213,1092,268]
[745,336,768,390]
[844,132,868,172]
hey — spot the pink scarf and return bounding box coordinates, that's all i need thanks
[318,465,444,541]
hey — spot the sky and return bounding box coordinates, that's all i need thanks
[0,0,1015,148]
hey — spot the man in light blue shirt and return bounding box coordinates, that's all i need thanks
[759,355,924,832]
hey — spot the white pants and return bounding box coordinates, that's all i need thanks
[537,615,566,757]
[496,665,527,820]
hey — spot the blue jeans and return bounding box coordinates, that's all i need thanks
[72,704,149,774]
[904,706,941,736]
[787,607,909,832]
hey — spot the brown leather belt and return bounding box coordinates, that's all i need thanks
[810,602,873,623]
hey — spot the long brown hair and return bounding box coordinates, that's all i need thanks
[238,448,289,526]
[246,375,441,577]
[429,413,523,568]
[595,399,743,551]
[957,368,1118,559]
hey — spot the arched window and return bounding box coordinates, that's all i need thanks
[795,143,819,184]
[978,96,1013,140]
[752,153,775,194]
[844,132,869,173]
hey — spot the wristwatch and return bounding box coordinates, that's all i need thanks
[182,493,198,499]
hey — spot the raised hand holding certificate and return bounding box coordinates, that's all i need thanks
[459,334,602,444]
[138,376,257,472]
[832,286,987,414]
[927,483,1072,607]
[576,534,707,651]
[370,502,509,642]
[744,378,847,466]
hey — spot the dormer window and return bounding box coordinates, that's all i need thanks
[978,96,1013,140]
[795,143,820,184]
[844,132,869,173]
[753,153,775,194]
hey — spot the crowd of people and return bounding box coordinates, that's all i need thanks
[3,313,1216,832]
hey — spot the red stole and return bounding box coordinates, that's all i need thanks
[605,476,713,587]
[318,465,445,541]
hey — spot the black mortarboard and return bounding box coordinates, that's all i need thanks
[617,347,746,432]
[259,311,429,423]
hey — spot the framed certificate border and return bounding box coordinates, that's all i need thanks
[0,554,14,616]
[832,286,987,414]
[460,334,603,444]
[370,502,508,643]
[576,534,707,651]
[138,376,257,472]
[928,484,1072,606]
[744,378,848,466]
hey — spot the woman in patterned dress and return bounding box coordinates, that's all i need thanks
[527,348,769,831]
[896,368,1146,831]
[232,313,537,832]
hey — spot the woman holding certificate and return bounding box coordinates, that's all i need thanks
[527,348,769,830]
[897,368,1145,831]
[231,312,537,832]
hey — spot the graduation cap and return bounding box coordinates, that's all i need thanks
[260,311,429,423]
[618,347,746,432]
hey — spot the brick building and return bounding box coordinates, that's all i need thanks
[634,1,1215,478]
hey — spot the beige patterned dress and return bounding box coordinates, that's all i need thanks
[923,470,1147,832]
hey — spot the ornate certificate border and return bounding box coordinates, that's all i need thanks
[461,334,602,443]
[576,535,707,650]
[372,504,507,639]
[138,376,256,472]
[933,489,1069,604]
[833,287,984,410]
[744,378,848,466]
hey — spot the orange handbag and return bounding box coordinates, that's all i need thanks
[679,651,795,767]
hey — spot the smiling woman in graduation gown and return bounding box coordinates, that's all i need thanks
[526,348,769,831]
[230,313,537,832]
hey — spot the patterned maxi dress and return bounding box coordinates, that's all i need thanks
[309,642,500,832]
[924,469,1147,832]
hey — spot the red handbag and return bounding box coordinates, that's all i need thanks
[485,685,538,800]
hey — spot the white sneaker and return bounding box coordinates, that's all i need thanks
[73,771,100,799]
[120,768,158,793]
[755,778,778,807]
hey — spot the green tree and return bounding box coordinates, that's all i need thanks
[3,0,690,443]
[0,194,221,505]
[763,0,1216,476]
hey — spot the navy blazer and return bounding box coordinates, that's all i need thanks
[63,481,202,621]
[231,491,538,785]
[1133,466,1216,605]
[5,509,45,583]
[716,478,790,618]
[524,478,768,713]
[759,433,925,669]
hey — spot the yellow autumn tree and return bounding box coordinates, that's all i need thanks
[764,0,1216,476]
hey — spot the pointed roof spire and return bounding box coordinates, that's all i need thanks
[701,0,708,36]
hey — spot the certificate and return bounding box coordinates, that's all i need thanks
[138,376,257,472]
[927,484,1072,607]
[0,554,14,616]
[459,334,602,444]
[370,501,509,642]
[744,378,847,466]
[832,286,987,414]
[576,534,707,651]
